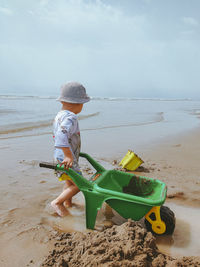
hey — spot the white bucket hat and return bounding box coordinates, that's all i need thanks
[57,82,90,104]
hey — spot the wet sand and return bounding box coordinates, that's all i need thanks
[0,128,200,266]
[139,128,200,208]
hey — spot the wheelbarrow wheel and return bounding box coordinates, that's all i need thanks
[145,206,175,235]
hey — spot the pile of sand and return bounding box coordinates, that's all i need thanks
[41,220,200,267]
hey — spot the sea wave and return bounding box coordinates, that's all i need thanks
[189,109,200,117]
[0,131,52,140]
[82,112,164,131]
[0,120,53,135]
[0,112,164,140]
[0,108,16,114]
[91,96,193,102]
[0,94,195,102]
[78,112,100,120]
[0,112,100,135]
[0,94,57,100]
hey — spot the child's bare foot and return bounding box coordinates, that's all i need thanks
[51,200,70,217]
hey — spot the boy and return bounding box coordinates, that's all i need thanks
[51,82,90,216]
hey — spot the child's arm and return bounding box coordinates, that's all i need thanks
[59,147,73,169]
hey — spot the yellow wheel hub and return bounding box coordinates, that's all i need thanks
[145,206,166,235]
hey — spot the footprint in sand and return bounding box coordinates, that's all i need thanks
[173,144,181,147]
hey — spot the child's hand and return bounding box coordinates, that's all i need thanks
[60,156,73,169]
[60,147,73,169]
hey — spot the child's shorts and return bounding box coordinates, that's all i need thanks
[56,171,82,181]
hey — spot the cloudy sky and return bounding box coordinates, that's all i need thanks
[0,0,200,98]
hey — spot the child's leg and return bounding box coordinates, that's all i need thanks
[63,180,74,207]
[63,180,72,190]
[51,183,80,217]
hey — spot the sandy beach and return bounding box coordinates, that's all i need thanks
[0,126,200,266]
[1,0,200,265]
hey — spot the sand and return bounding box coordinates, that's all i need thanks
[40,220,200,267]
[0,128,200,266]
[138,128,200,208]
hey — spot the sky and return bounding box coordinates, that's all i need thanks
[0,0,200,98]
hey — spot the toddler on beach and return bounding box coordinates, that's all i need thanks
[51,82,90,216]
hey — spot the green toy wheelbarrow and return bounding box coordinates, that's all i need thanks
[40,152,175,235]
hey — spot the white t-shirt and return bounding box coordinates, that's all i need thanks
[53,110,81,172]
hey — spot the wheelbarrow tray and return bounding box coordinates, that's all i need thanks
[93,169,167,221]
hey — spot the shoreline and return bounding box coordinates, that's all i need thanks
[0,127,200,266]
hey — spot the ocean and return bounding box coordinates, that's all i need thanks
[0,94,200,158]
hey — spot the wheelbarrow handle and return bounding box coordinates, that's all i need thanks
[40,153,105,172]
[79,152,105,172]
[39,162,57,169]
[39,161,93,190]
